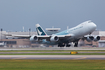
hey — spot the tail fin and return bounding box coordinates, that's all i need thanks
[36,24,47,35]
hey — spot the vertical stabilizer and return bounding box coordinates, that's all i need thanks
[36,24,47,35]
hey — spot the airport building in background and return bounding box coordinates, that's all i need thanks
[0,29,105,47]
[46,27,61,35]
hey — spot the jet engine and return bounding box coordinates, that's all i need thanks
[86,36,94,42]
[50,36,59,42]
[30,35,38,41]
[94,36,100,41]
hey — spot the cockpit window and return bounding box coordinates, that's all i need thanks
[79,20,92,26]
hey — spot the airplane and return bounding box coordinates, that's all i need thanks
[5,20,100,47]
[30,20,100,47]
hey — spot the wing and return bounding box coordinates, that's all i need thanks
[4,33,72,41]
[35,34,72,41]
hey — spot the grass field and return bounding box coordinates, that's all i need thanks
[0,59,105,70]
[0,50,105,55]
[0,50,105,52]
[0,50,104,70]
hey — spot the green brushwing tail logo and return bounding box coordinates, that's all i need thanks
[36,27,46,35]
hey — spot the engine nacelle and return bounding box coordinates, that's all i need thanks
[50,36,59,42]
[94,36,100,41]
[30,35,38,41]
[86,36,94,42]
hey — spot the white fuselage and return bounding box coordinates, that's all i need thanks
[55,21,96,39]
[41,21,97,45]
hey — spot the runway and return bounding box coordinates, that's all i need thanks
[0,55,105,60]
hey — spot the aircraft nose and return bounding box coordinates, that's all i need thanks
[90,22,97,31]
[92,22,97,28]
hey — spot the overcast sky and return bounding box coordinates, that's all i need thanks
[0,0,105,31]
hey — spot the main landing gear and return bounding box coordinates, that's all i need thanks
[74,39,79,47]
[66,43,71,47]
[58,42,79,47]
[74,42,78,47]
[58,43,71,47]
[58,43,65,47]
